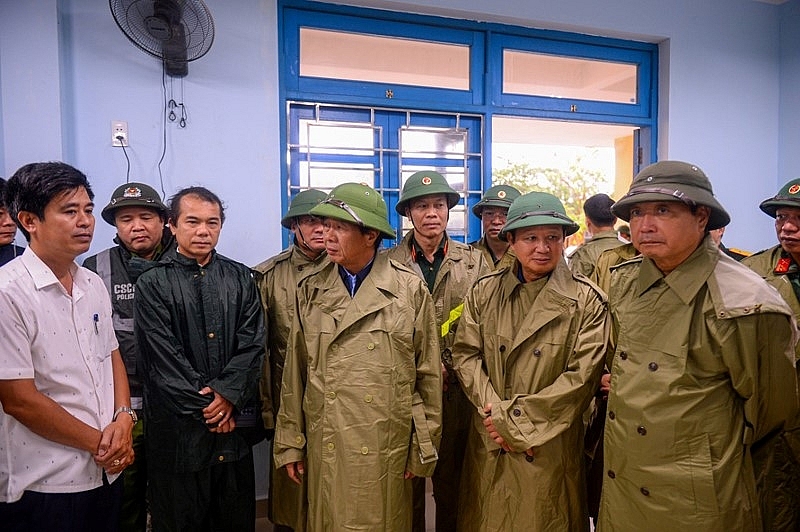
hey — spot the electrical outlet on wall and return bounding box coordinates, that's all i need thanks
[112,121,128,147]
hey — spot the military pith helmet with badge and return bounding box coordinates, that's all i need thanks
[395,171,460,216]
[611,160,730,231]
[310,182,397,240]
[758,178,800,218]
[101,182,167,226]
[498,191,580,241]
[281,188,328,229]
[472,184,521,217]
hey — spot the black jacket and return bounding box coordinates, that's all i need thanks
[134,250,266,472]
[83,231,176,400]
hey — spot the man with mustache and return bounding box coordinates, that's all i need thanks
[742,178,800,531]
[134,186,265,532]
[253,188,328,532]
[387,170,488,532]
[0,162,134,531]
[83,182,176,532]
[598,161,798,532]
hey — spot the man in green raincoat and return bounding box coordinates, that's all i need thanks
[469,184,521,271]
[254,189,329,532]
[387,170,488,532]
[452,191,609,531]
[599,161,799,532]
[274,183,442,531]
[741,178,800,531]
[568,193,625,279]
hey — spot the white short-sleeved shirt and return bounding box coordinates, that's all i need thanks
[0,248,120,503]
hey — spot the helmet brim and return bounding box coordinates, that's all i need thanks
[611,189,730,231]
[310,203,397,240]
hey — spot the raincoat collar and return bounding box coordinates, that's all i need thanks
[636,234,717,304]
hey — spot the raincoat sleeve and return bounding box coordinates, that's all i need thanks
[718,311,798,446]
[134,271,210,415]
[490,289,609,452]
[273,290,308,470]
[406,287,443,477]
[207,271,266,410]
[452,282,504,416]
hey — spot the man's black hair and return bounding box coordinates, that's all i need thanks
[5,162,94,241]
[0,177,7,208]
[168,186,226,225]
[583,193,616,227]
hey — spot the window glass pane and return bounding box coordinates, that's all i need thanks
[503,50,638,104]
[300,28,470,90]
[400,127,466,159]
[300,120,377,156]
[297,162,376,190]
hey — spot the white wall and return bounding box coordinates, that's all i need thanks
[0,0,796,256]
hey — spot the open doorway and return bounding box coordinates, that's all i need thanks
[492,116,638,248]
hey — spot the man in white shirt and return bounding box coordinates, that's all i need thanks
[0,162,135,532]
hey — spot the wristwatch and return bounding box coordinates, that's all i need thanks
[113,406,138,424]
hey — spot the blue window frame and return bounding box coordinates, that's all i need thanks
[278,0,658,247]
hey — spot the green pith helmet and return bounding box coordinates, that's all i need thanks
[101,182,167,226]
[759,178,800,218]
[611,160,730,231]
[395,171,460,216]
[472,184,521,217]
[310,183,397,239]
[281,189,328,229]
[499,191,579,241]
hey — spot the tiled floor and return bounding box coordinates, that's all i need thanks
[255,478,436,531]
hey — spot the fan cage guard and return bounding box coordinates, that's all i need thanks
[110,0,215,63]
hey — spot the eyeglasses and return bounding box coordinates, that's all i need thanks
[481,208,507,221]
[296,215,322,226]
[322,198,364,226]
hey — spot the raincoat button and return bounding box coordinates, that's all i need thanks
[331,343,338,351]
[367,343,375,350]
[637,425,647,436]
[217,455,224,462]
[533,349,542,357]
[298,265,304,271]
[619,351,627,360]
[640,487,650,496]
[327,442,335,451]
[327,391,336,399]
[648,362,658,371]
[207,332,215,339]
[499,345,506,352]
[295,436,303,444]
[525,454,534,463]
[361,446,369,455]
[364,394,373,403]
[513,408,522,417]
[608,411,615,420]
[607,470,616,479]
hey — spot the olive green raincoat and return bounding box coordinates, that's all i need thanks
[274,252,442,531]
[600,237,799,532]
[452,259,609,532]
[254,245,329,532]
[568,230,625,279]
[469,235,517,271]
[742,245,800,531]
[386,232,489,530]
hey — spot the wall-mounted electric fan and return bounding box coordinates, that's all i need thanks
[110,0,215,77]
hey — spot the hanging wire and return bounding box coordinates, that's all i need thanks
[156,62,168,199]
[120,141,131,183]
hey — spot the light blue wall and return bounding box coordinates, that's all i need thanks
[0,0,796,257]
